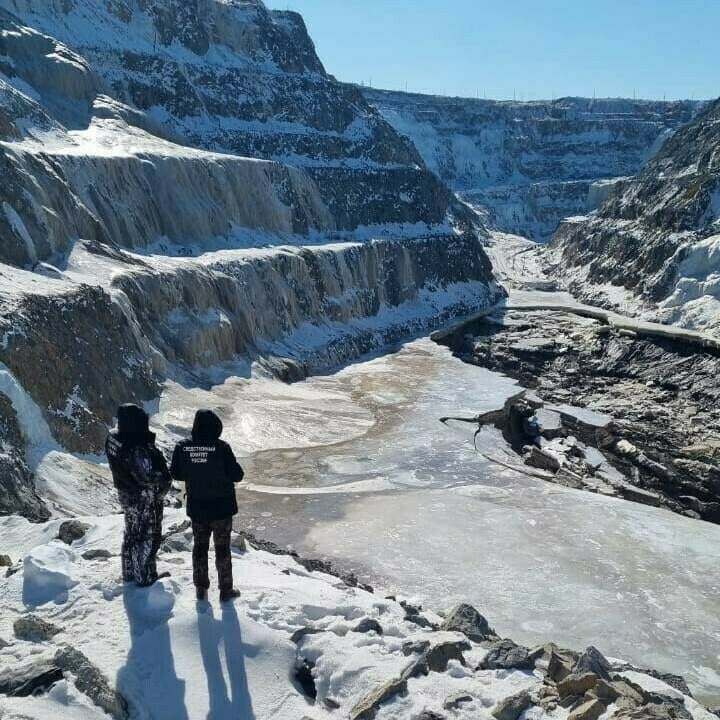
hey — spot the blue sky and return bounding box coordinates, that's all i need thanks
[266,0,719,101]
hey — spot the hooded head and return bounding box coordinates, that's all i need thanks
[116,403,154,446]
[192,409,223,444]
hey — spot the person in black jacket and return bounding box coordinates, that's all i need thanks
[106,404,171,587]
[170,409,244,602]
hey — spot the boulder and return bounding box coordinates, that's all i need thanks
[588,679,621,704]
[557,672,601,699]
[444,693,473,710]
[611,679,647,707]
[14,614,63,642]
[525,446,562,473]
[0,656,63,697]
[414,713,446,720]
[350,674,409,720]
[480,639,533,670]
[406,613,435,629]
[161,535,192,553]
[353,618,383,635]
[440,604,496,642]
[537,644,579,682]
[57,520,90,545]
[492,689,531,720]
[568,698,605,720]
[574,646,611,680]
[290,627,323,645]
[82,548,113,560]
[55,645,129,719]
[614,703,693,720]
[423,640,469,673]
[402,640,431,656]
[0,554,12,567]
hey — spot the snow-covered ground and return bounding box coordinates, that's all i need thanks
[1,509,552,720]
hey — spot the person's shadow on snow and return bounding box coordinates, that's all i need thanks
[116,583,189,720]
[197,601,258,720]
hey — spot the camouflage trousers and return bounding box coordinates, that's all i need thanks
[120,492,164,586]
[191,517,233,593]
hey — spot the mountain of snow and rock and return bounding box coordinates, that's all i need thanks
[364,89,699,241]
[0,0,502,519]
[550,98,720,334]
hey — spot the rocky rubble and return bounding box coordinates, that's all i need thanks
[437,307,720,522]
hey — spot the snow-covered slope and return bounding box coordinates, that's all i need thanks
[0,0,501,519]
[365,89,698,241]
[1,509,715,720]
[550,98,720,334]
[0,0,456,267]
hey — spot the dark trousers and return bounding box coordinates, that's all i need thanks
[192,517,233,592]
[121,492,164,586]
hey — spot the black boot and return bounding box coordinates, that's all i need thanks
[219,588,241,603]
[196,587,208,601]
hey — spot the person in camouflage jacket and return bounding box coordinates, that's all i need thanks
[106,404,171,587]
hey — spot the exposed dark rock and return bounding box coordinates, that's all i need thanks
[353,618,383,635]
[557,672,601,699]
[440,604,496,642]
[55,645,129,719]
[350,673,410,720]
[492,689,532,720]
[614,703,694,720]
[443,693,473,710]
[290,627,324,645]
[437,307,720,523]
[14,614,63,642]
[82,548,113,560]
[0,658,64,697]
[160,535,192,553]
[400,600,422,615]
[294,658,317,701]
[551,98,720,326]
[568,698,606,720]
[402,640,431,656]
[365,90,697,243]
[574,647,612,680]
[414,712,447,720]
[480,639,534,670]
[422,640,469,673]
[0,393,49,521]
[0,554,12,566]
[57,520,91,545]
[405,613,435,629]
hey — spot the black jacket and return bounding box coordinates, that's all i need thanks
[106,404,171,503]
[170,410,244,523]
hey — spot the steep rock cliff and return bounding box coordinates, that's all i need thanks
[550,98,720,333]
[0,1,499,517]
[365,89,698,240]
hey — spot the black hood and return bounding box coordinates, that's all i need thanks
[192,409,223,444]
[117,404,154,446]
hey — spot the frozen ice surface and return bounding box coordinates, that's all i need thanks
[150,338,720,704]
